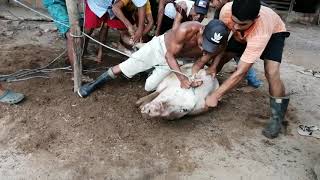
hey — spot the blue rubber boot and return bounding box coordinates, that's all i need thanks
[246,68,262,88]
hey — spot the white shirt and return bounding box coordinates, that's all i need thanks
[164,0,194,19]
[87,0,115,18]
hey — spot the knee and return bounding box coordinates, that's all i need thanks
[265,68,280,81]
[144,79,157,92]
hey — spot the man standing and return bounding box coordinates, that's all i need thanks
[77,19,229,97]
[205,0,290,139]
[42,0,77,67]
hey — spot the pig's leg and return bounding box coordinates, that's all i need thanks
[136,91,160,107]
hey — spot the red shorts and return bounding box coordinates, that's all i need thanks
[84,1,127,29]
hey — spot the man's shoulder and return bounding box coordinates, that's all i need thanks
[220,1,232,13]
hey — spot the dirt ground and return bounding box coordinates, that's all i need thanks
[0,5,320,180]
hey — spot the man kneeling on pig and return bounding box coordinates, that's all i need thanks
[78,19,229,98]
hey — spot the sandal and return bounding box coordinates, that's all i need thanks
[298,69,320,78]
[0,90,24,104]
[297,125,320,139]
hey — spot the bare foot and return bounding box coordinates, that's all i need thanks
[96,53,102,63]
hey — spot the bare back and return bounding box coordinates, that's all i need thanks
[164,21,203,59]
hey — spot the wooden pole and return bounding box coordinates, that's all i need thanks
[286,0,295,22]
[65,0,82,93]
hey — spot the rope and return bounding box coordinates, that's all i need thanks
[12,0,194,81]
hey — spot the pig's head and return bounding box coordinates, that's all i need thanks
[140,88,196,120]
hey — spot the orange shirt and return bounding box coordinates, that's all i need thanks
[219,2,286,63]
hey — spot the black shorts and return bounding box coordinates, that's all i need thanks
[226,32,290,63]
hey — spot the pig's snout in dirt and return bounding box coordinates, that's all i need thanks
[141,102,162,117]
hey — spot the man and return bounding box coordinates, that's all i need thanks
[77,19,229,97]
[83,0,120,63]
[212,0,262,88]
[42,0,77,68]
[0,83,24,104]
[155,0,210,36]
[205,0,290,139]
[112,0,154,43]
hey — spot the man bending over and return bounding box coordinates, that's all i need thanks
[78,19,228,97]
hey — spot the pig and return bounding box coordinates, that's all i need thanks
[136,63,219,120]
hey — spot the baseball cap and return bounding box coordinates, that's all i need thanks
[202,19,229,53]
[194,0,210,15]
[132,0,147,7]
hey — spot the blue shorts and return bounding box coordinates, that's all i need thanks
[43,0,70,36]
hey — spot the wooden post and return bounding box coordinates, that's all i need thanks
[65,0,82,93]
[286,0,295,22]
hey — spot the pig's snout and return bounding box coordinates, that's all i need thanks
[141,103,162,117]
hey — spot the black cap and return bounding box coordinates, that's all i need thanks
[194,0,210,15]
[202,19,229,53]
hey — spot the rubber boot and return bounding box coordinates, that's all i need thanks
[246,68,262,88]
[78,68,116,98]
[262,96,290,139]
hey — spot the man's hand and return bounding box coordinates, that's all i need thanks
[191,79,203,87]
[205,93,220,108]
[206,68,217,78]
[128,25,136,36]
[131,28,143,43]
[180,77,192,89]
[175,2,187,19]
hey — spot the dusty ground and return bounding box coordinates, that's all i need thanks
[0,5,320,180]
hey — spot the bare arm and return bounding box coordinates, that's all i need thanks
[165,28,194,88]
[171,2,187,31]
[143,13,154,35]
[112,0,135,34]
[192,53,214,75]
[155,0,166,36]
[132,7,146,42]
[206,61,252,107]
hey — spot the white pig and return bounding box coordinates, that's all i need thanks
[136,63,219,120]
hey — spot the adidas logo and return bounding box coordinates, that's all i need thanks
[211,32,223,43]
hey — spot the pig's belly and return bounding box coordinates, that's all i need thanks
[157,86,198,113]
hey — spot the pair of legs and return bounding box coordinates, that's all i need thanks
[83,23,109,63]
[83,1,113,63]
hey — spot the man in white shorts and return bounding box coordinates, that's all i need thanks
[78,19,229,98]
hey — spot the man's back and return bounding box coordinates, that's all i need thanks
[164,21,203,58]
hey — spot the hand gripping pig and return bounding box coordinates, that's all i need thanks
[136,63,219,120]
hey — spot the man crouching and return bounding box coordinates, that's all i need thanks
[78,19,228,98]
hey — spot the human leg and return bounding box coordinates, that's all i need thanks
[96,23,109,62]
[261,32,290,138]
[78,36,166,97]
[46,2,75,66]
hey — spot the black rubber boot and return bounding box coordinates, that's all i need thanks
[262,96,290,139]
[78,69,115,98]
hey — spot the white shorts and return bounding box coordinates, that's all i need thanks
[119,35,172,91]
